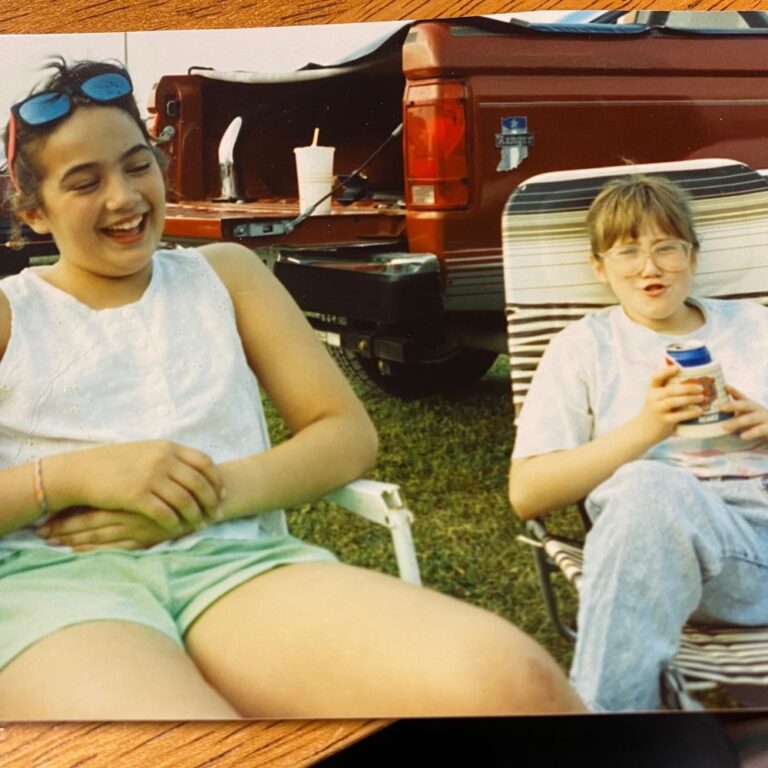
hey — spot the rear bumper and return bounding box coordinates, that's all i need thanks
[274,250,443,327]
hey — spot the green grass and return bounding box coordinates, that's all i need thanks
[266,355,738,710]
[265,355,580,674]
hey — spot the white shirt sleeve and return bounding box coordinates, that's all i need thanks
[512,322,595,460]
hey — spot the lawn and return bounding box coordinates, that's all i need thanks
[266,355,581,676]
[269,354,737,710]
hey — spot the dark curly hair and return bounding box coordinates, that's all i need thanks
[3,57,166,240]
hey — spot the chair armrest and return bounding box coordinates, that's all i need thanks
[323,479,422,586]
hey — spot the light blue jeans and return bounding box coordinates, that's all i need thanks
[570,460,768,712]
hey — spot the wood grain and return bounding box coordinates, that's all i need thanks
[0,0,763,766]
[0,0,756,34]
[0,719,391,766]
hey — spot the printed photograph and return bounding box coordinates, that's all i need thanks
[0,10,766,730]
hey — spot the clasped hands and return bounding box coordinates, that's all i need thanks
[37,440,226,552]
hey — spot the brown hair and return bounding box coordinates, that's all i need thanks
[586,174,700,258]
[3,57,167,241]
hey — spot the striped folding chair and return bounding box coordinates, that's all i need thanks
[503,158,768,710]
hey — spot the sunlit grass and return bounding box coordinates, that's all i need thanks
[267,355,739,710]
[266,356,579,674]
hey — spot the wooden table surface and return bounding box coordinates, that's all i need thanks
[0,0,761,765]
[0,0,749,34]
[0,719,393,766]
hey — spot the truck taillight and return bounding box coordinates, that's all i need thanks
[404,82,469,208]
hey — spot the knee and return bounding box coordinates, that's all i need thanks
[583,462,713,584]
[589,460,701,533]
[431,610,584,715]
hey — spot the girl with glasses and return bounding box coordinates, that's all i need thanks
[510,174,768,711]
[0,58,585,719]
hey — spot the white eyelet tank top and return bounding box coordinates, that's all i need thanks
[0,248,287,552]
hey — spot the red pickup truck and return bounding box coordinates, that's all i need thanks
[150,12,768,396]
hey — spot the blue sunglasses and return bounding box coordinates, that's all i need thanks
[11,71,133,127]
[8,71,134,190]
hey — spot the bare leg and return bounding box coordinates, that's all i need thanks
[185,562,585,717]
[0,621,241,720]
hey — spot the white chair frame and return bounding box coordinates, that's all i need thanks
[324,479,421,586]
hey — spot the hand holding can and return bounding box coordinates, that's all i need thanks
[719,384,768,442]
[665,341,732,438]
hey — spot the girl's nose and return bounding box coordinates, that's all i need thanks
[105,173,141,209]
[639,252,663,276]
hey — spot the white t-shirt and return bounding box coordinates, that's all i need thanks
[512,297,768,479]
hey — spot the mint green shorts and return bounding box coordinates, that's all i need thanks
[0,535,337,671]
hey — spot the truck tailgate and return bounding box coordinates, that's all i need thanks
[163,199,406,249]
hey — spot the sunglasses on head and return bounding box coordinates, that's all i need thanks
[7,71,134,190]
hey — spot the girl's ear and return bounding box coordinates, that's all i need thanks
[16,207,51,235]
[590,254,609,285]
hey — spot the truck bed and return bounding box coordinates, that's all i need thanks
[163,198,406,250]
[152,15,768,396]
[155,17,768,294]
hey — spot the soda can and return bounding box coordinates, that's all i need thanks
[665,341,731,438]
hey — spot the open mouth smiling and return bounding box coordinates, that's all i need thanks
[101,213,148,241]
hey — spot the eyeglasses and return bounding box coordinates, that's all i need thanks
[597,239,692,276]
[7,71,134,190]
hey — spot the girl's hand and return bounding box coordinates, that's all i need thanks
[51,440,225,533]
[38,507,194,551]
[636,365,705,444]
[720,385,768,441]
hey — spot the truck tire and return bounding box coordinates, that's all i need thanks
[329,344,498,398]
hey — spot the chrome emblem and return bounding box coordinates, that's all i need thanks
[496,116,534,172]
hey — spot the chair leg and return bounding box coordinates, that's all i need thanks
[661,666,704,711]
[386,507,421,586]
[529,544,577,642]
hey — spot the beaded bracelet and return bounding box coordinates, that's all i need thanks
[33,458,48,520]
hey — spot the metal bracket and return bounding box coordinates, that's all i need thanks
[232,220,295,238]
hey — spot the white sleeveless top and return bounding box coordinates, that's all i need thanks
[0,248,287,552]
